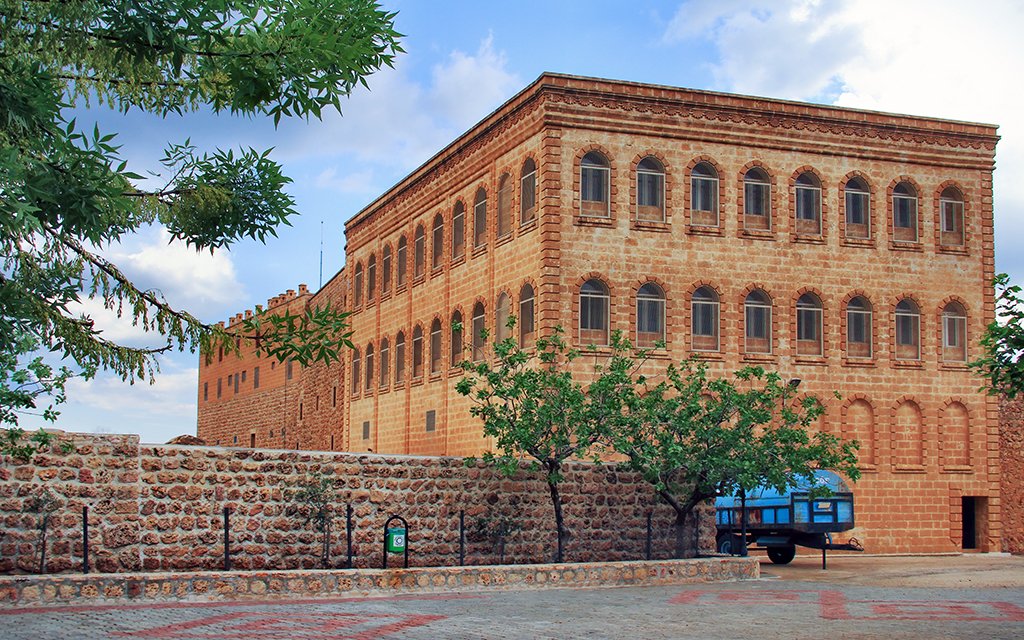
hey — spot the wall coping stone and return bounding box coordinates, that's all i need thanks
[0,558,758,607]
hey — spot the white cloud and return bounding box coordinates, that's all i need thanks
[97,227,247,317]
[314,167,378,196]
[664,0,1024,282]
[429,34,522,130]
[279,34,522,176]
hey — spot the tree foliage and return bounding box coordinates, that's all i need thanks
[291,472,338,570]
[0,0,401,427]
[600,336,860,556]
[459,327,861,560]
[456,324,629,563]
[972,273,1024,398]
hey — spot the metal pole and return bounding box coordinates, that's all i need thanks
[739,489,748,557]
[82,505,89,574]
[346,503,353,569]
[645,511,653,561]
[822,546,827,570]
[459,510,465,566]
[223,507,231,571]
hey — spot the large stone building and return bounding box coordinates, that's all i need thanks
[198,73,1000,554]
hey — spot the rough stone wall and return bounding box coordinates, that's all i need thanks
[0,433,713,575]
[1001,397,1023,554]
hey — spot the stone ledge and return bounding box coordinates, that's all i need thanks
[0,558,758,607]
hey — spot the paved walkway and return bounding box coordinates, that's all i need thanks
[6,555,1024,639]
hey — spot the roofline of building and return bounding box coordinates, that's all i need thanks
[344,72,999,232]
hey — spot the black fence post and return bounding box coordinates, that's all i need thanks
[82,505,89,574]
[458,510,465,567]
[645,511,653,561]
[346,503,354,569]
[223,507,231,571]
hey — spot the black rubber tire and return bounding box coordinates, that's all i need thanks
[716,533,741,555]
[767,544,797,565]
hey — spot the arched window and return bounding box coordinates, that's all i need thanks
[430,318,443,374]
[691,286,720,352]
[412,326,424,378]
[379,337,390,388]
[351,347,361,393]
[895,299,921,360]
[744,290,772,354]
[413,225,425,278]
[353,262,364,307]
[690,162,719,227]
[451,310,464,365]
[796,292,823,357]
[637,157,665,222]
[519,283,535,347]
[396,235,407,286]
[496,293,511,342]
[520,158,537,225]
[365,344,374,391]
[580,151,610,217]
[432,213,444,270]
[940,186,965,247]
[497,174,513,238]
[942,301,967,362]
[452,202,466,259]
[579,279,610,345]
[382,246,392,294]
[846,296,872,359]
[893,182,918,243]
[366,254,376,302]
[844,177,870,239]
[472,302,486,361]
[794,172,822,235]
[636,282,665,347]
[394,331,406,383]
[743,167,770,231]
[474,187,487,248]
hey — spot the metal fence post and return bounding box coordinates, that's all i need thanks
[223,507,231,571]
[346,503,354,569]
[459,510,465,566]
[82,505,89,574]
[645,511,653,561]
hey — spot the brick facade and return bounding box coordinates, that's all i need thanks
[197,74,1001,554]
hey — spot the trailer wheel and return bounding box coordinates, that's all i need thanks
[767,545,796,565]
[716,533,742,555]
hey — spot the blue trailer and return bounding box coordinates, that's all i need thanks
[715,470,864,564]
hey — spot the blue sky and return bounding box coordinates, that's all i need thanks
[25,0,1024,443]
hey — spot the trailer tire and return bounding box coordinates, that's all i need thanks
[767,545,796,565]
[716,533,742,555]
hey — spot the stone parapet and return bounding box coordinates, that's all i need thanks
[0,557,758,607]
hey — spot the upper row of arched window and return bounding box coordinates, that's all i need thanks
[582,151,968,248]
[351,158,538,308]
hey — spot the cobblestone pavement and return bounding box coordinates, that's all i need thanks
[6,556,1024,639]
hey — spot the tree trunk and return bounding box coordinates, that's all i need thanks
[546,464,566,563]
[673,510,688,559]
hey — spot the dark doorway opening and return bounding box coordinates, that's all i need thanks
[962,497,977,549]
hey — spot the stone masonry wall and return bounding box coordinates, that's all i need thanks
[1001,397,1023,554]
[0,433,713,575]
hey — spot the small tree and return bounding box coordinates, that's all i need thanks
[292,473,337,569]
[26,487,63,574]
[972,273,1024,398]
[603,343,860,558]
[457,324,622,563]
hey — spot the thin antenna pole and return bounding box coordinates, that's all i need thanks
[319,220,324,289]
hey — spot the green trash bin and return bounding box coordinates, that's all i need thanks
[386,527,406,553]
